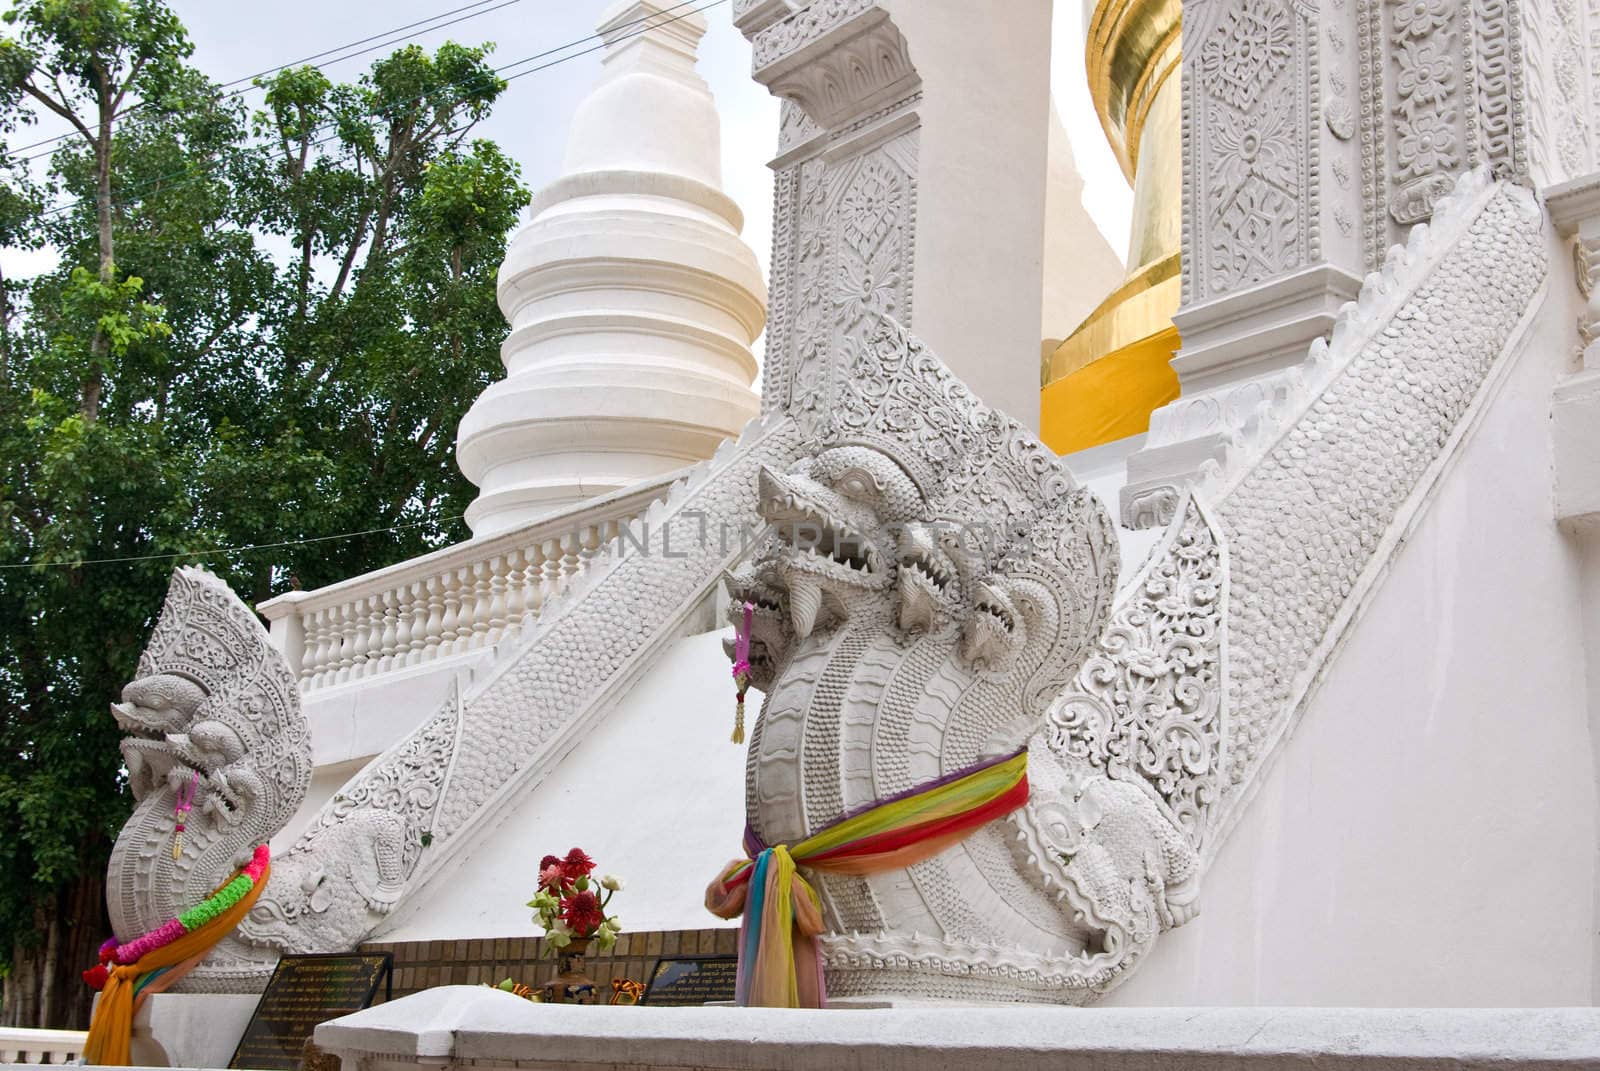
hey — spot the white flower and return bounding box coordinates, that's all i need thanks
[600,874,624,892]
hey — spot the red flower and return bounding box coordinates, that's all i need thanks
[82,964,109,991]
[563,847,595,877]
[539,854,562,872]
[538,864,565,891]
[560,890,604,935]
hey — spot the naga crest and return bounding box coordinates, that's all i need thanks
[730,314,1211,1004]
[107,567,311,991]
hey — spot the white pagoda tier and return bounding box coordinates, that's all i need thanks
[456,0,766,535]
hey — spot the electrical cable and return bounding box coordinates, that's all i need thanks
[11,0,524,162]
[0,515,465,569]
[28,0,721,220]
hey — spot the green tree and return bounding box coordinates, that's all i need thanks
[0,2,526,1027]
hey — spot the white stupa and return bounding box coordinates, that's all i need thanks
[457,0,766,536]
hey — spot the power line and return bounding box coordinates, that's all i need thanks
[12,0,524,163]
[0,515,465,570]
[29,0,720,221]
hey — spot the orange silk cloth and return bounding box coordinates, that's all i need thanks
[84,863,270,1066]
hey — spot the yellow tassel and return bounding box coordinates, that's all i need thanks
[172,833,183,861]
[731,695,745,744]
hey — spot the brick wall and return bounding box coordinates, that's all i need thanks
[360,928,738,1003]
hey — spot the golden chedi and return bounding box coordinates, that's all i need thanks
[1041,0,1181,455]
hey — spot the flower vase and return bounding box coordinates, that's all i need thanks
[541,937,599,1004]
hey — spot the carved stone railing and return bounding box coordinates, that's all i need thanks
[0,1027,88,1064]
[258,471,682,692]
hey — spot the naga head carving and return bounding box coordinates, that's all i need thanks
[106,568,311,990]
[728,315,1120,766]
[727,314,1218,1007]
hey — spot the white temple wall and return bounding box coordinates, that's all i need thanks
[881,0,1055,429]
[1582,532,1600,1005]
[373,630,750,940]
[1107,277,1600,1007]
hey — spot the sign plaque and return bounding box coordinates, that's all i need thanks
[641,955,737,1006]
[229,952,392,1070]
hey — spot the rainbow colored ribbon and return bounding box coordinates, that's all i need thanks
[705,749,1029,1008]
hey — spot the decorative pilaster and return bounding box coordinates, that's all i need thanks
[737,0,922,433]
[1121,0,1539,528]
[741,0,1059,431]
[1547,172,1600,532]
[1118,0,1365,526]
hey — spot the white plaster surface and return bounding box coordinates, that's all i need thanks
[375,629,752,940]
[314,985,1600,1070]
[881,0,1056,430]
[130,993,256,1068]
[1553,369,1600,528]
[1107,278,1600,1006]
[298,657,485,769]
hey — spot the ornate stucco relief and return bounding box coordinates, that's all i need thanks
[1211,173,1546,823]
[240,1,925,959]
[240,411,807,955]
[1356,0,1531,262]
[1185,0,1320,304]
[106,568,311,991]
[730,312,1211,1004]
[748,2,922,419]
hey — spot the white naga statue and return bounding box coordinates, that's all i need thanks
[106,567,311,991]
[723,314,1213,1003]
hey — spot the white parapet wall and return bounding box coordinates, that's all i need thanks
[315,986,1600,1071]
[0,1028,86,1065]
[258,470,681,695]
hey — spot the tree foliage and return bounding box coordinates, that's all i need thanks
[0,0,527,1026]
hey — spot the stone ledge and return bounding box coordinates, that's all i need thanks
[1554,368,1600,532]
[315,985,1600,1071]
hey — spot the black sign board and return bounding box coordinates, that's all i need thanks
[641,955,738,1006]
[229,952,392,1070]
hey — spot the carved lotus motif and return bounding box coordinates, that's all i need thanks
[1396,108,1460,178]
[1394,38,1455,109]
[1390,0,1452,39]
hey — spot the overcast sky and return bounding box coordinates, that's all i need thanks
[2,0,1132,300]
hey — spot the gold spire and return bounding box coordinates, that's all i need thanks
[1041,0,1182,455]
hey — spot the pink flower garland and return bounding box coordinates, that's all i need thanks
[92,845,270,975]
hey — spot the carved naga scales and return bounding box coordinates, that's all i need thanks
[728,312,1224,1003]
[107,567,311,991]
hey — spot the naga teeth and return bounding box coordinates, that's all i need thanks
[789,574,822,639]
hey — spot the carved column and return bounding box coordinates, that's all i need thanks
[737,0,921,434]
[1117,0,1367,526]
[738,0,1057,431]
[1120,0,1538,527]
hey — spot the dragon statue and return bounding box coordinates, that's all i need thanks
[727,315,1223,1003]
[106,567,312,991]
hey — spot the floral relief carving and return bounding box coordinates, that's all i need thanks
[1394,108,1459,178]
[1048,494,1227,851]
[1205,90,1303,291]
[1189,0,1312,300]
[1384,0,1466,207]
[1393,37,1455,108]
[1390,0,1451,38]
[1200,0,1294,111]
